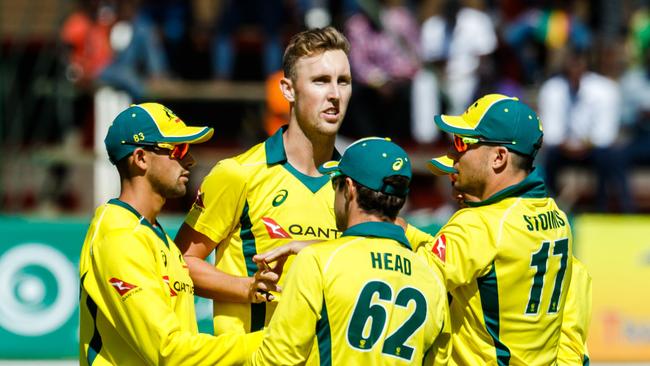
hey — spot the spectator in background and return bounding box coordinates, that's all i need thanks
[539,46,632,212]
[211,0,284,80]
[60,0,115,88]
[620,9,650,184]
[503,0,591,84]
[411,0,496,144]
[97,0,170,99]
[343,0,420,140]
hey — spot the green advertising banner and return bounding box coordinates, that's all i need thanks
[0,215,213,359]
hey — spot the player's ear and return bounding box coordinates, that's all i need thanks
[492,146,508,171]
[131,148,149,171]
[280,77,295,103]
[344,177,356,202]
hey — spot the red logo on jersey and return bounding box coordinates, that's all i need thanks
[432,234,447,262]
[194,189,205,210]
[261,217,291,239]
[162,276,177,297]
[109,278,138,296]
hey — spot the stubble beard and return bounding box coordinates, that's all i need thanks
[151,173,187,199]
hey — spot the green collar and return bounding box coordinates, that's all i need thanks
[465,168,548,208]
[108,198,169,247]
[342,222,411,250]
[264,125,341,193]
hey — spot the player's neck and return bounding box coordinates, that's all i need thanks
[481,170,528,201]
[118,178,165,224]
[283,123,336,177]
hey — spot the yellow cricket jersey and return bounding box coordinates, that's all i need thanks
[557,258,592,365]
[79,199,261,365]
[185,126,340,334]
[413,169,574,365]
[251,222,451,366]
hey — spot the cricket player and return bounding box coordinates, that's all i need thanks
[251,137,451,365]
[79,103,261,365]
[174,26,352,335]
[426,156,592,365]
[415,94,574,365]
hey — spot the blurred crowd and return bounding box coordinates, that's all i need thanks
[39,0,650,213]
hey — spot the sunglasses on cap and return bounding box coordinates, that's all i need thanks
[122,141,190,160]
[453,135,513,153]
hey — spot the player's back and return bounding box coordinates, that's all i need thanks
[311,227,449,365]
[447,196,573,365]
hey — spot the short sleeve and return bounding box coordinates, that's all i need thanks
[417,210,497,291]
[184,159,248,245]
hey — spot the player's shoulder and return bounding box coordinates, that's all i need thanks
[204,141,268,182]
[446,207,489,227]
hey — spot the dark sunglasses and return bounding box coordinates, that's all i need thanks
[453,134,512,153]
[122,141,190,160]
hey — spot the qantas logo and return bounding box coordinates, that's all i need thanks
[109,278,138,296]
[162,276,178,297]
[262,217,291,238]
[432,234,447,262]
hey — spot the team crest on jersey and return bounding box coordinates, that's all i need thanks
[162,276,178,297]
[432,234,447,262]
[109,278,138,296]
[261,217,292,238]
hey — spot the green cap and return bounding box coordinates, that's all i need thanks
[427,155,457,176]
[434,94,544,157]
[319,137,411,197]
[104,103,214,164]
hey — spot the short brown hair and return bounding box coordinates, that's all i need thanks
[282,26,350,80]
[333,175,408,221]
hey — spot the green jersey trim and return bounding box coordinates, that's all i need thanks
[264,125,340,193]
[107,198,169,248]
[466,168,547,208]
[316,297,332,366]
[282,163,330,193]
[85,291,102,365]
[238,200,266,332]
[342,222,411,250]
[477,264,511,365]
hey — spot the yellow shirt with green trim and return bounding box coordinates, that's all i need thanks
[79,199,261,365]
[413,169,574,366]
[185,127,341,335]
[557,258,591,365]
[251,222,451,366]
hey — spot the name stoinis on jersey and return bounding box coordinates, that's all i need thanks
[523,209,566,231]
[370,251,412,276]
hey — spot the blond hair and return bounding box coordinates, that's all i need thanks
[282,26,350,80]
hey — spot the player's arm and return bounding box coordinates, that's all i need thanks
[421,265,452,366]
[557,257,592,365]
[176,224,280,302]
[92,232,263,364]
[251,247,324,365]
[412,210,496,291]
[176,159,280,303]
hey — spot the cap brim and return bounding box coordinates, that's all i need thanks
[427,155,457,176]
[318,160,341,176]
[434,115,478,136]
[158,126,214,144]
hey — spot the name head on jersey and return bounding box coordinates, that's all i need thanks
[320,137,412,197]
[104,102,214,164]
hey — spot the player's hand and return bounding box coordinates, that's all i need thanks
[253,240,319,266]
[248,261,283,303]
